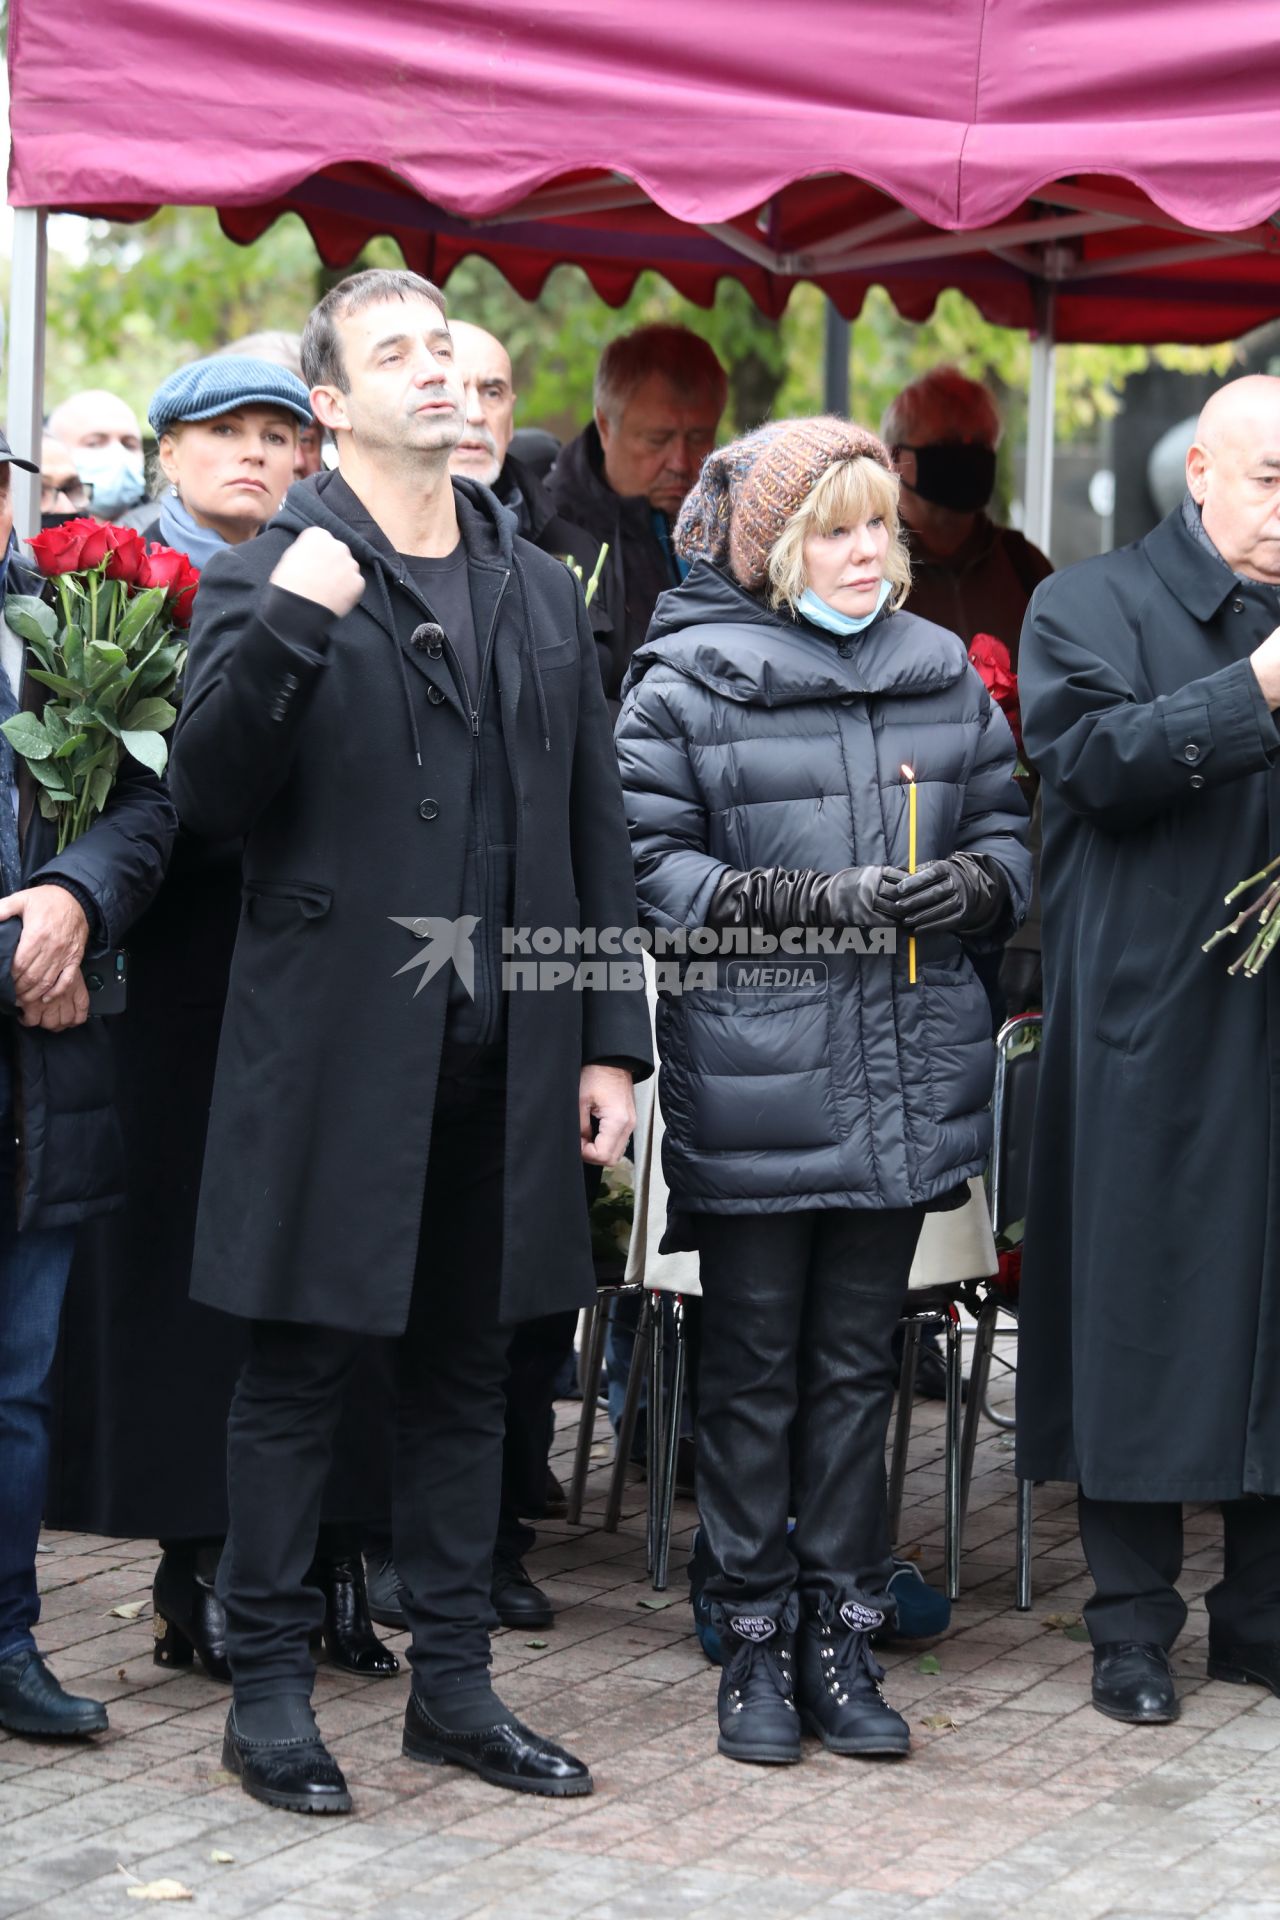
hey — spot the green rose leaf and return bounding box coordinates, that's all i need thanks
[87,765,115,815]
[53,733,89,760]
[24,667,94,702]
[117,587,167,650]
[121,728,169,776]
[1,712,54,761]
[25,758,73,798]
[3,595,57,646]
[122,697,177,735]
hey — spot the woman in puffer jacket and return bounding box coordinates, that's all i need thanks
[615,417,1030,1768]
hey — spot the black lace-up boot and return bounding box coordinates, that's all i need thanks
[797,1595,910,1756]
[715,1598,801,1765]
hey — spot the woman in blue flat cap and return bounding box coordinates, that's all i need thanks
[48,357,399,1688]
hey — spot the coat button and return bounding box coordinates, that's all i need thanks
[838,643,854,658]
[1232,597,1246,613]
[418,798,440,821]
[1183,742,1201,763]
[411,622,446,653]
[427,684,445,705]
[1189,773,1206,789]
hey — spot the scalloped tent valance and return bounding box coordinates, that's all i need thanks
[8,0,1280,345]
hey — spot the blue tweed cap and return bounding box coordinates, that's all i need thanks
[147,355,313,435]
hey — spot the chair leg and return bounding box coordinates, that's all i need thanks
[958,1293,1000,1536]
[1016,1477,1034,1610]
[653,1298,686,1593]
[887,1319,921,1541]
[645,1290,666,1574]
[944,1307,963,1603]
[568,1297,610,1526]
[605,1293,651,1533]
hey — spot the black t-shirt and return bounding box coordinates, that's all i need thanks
[400,544,479,706]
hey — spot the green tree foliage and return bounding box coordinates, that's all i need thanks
[23,208,1234,444]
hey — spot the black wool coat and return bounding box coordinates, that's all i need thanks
[1015,504,1280,1500]
[169,473,652,1336]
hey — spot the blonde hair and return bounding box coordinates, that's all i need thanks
[767,456,911,612]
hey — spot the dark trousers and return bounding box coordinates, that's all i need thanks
[495,1310,577,1562]
[1079,1490,1280,1649]
[694,1205,924,1615]
[219,1050,510,1703]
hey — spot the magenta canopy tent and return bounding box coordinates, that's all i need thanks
[7,0,1280,537]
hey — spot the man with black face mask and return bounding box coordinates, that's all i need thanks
[883,367,1052,664]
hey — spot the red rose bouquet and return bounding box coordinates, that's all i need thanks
[2,518,197,851]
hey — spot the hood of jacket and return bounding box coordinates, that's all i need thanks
[623,557,970,709]
[274,467,517,585]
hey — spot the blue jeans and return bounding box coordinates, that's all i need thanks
[0,1045,77,1659]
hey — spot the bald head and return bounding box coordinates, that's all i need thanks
[1187,376,1280,583]
[448,321,517,486]
[47,389,142,454]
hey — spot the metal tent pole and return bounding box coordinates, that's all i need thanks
[6,209,49,546]
[823,301,850,417]
[1023,282,1057,557]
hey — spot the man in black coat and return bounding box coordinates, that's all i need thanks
[0,435,176,1739]
[1018,375,1280,1726]
[546,324,726,711]
[169,269,652,1815]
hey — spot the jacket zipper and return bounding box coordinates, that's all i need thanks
[470,570,510,1042]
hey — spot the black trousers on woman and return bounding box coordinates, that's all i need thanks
[219,1047,511,1705]
[694,1205,924,1618]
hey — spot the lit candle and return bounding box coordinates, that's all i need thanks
[901,764,918,985]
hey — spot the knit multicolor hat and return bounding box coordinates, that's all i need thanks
[675,415,893,590]
[148,355,314,436]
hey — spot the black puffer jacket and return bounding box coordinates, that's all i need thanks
[615,563,1030,1216]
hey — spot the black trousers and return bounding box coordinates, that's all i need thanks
[1079,1490,1280,1649]
[219,1050,510,1703]
[694,1205,924,1616]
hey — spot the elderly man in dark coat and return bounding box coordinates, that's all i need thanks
[1017,374,1280,1726]
[169,269,651,1815]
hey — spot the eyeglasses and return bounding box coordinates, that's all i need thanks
[42,477,93,510]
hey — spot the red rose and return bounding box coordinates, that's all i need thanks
[77,521,147,586]
[140,544,200,627]
[27,516,99,576]
[968,633,1022,755]
[994,1246,1022,1299]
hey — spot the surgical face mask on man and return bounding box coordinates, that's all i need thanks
[74,446,147,518]
[898,442,997,515]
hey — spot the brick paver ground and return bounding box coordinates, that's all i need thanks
[4,1369,1280,1920]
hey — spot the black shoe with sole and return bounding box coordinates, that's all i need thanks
[153,1552,231,1682]
[0,1647,108,1738]
[310,1553,399,1676]
[1091,1642,1179,1723]
[222,1706,352,1814]
[491,1555,554,1631]
[715,1603,802,1765]
[1207,1636,1280,1697]
[402,1689,592,1796]
[797,1597,910,1757]
[364,1551,408,1632]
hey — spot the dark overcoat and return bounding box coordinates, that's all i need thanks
[168,474,651,1336]
[1016,505,1280,1501]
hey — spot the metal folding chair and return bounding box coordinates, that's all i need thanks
[959,1011,1042,1609]
[887,1288,966,1599]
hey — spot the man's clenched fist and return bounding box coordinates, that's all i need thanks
[269,526,366,618]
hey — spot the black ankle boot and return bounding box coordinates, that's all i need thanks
[310,1554,399,1677]
[714,1599,802,1765]
[797,1595,909,1757]
[153,1552,231,1682]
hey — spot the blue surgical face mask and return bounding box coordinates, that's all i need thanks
[798,578,891,636]
[74,447,147,519]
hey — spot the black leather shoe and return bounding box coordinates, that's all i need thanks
[1091,1642,1179,1723]
[153,1553,231,1682]
[364,1552,408,1632]
[491,1555,554,1630]
[716,1604,802,1765]
[222,1707,351,1814]
[1207,1636,1280,1697]
[403,1689,592,1796]
[797,1597,909,1757]
[0,1647,108,1737]
[542,1469,568,1518]
[310,1554,399,1677]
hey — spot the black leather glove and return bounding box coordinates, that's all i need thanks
[707,865,912,935]
[890,854,1009,935]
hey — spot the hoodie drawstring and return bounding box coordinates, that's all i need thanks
[514,553,552,752]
